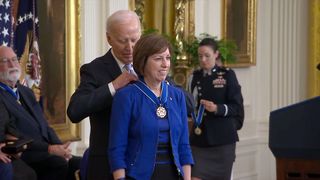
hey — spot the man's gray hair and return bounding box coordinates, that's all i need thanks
[106,10,141,33]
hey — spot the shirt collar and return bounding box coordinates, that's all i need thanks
[202,66,217,76]
[110,49,134,73]
[0,82,17,92]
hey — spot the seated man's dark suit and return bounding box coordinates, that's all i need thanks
[0,94,37,180]
[0,83,80,180]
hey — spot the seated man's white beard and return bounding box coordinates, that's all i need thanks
[0,68,21,83]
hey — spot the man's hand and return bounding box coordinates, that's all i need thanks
[48,142,72,161]
[5,134,18,141]
[2,135,22,160]
[200,99,218,113]
[0,143,11,163]
[112,72,138,90]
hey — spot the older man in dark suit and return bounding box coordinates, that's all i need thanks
[0,46,81,180]
[67,10,140,180]
[0,95,37,180]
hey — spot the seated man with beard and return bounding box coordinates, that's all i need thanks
[0,46,81,180]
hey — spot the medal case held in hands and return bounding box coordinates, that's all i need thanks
[1,138,33,154]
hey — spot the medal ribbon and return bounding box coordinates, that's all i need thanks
[191,104,205,127]
[133,80,168,107]
[0,82,20,102]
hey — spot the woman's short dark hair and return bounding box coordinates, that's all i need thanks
[199,38,219,52]
[133,33,172,76]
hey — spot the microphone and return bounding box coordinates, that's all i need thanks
[317,63,320,71]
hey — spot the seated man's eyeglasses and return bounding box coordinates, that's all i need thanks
[0,57,19,64]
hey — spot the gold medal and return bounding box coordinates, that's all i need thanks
[156,106,167,118]
[194,127,202,135]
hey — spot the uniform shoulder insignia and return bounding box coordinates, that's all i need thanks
[217,66,230,72]
[218,66,228,70]
[193,69,202,75]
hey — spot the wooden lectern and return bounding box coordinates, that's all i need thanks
[269,96,320,180]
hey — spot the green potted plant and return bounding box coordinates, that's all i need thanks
[185,33,238,67]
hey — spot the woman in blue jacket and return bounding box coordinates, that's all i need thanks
[108,34,194,180]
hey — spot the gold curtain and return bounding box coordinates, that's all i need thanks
[308,0,320,97]
[143,0,175,35]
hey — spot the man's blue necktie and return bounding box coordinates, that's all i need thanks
[124,64,135,74]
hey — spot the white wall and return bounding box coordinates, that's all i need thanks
[76,0,309,179]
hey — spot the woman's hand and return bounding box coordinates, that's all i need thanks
[200,99,217,112]
[113,168,126,180]
[183,165,191,180]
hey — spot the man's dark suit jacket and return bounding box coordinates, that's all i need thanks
[0,97,19,142]
[0,89,38,180]
[67,50,121,179]
[0,84,61,163]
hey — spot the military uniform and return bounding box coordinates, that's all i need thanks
[188,65,244,180]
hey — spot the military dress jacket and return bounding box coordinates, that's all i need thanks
[189,65,244,147]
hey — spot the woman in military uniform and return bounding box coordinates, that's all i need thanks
[188,38,244,180]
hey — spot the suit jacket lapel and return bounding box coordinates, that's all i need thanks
[17,85,38,120]
[104,50,122,80]
[0,88,37,128]
[17,85,49,140]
